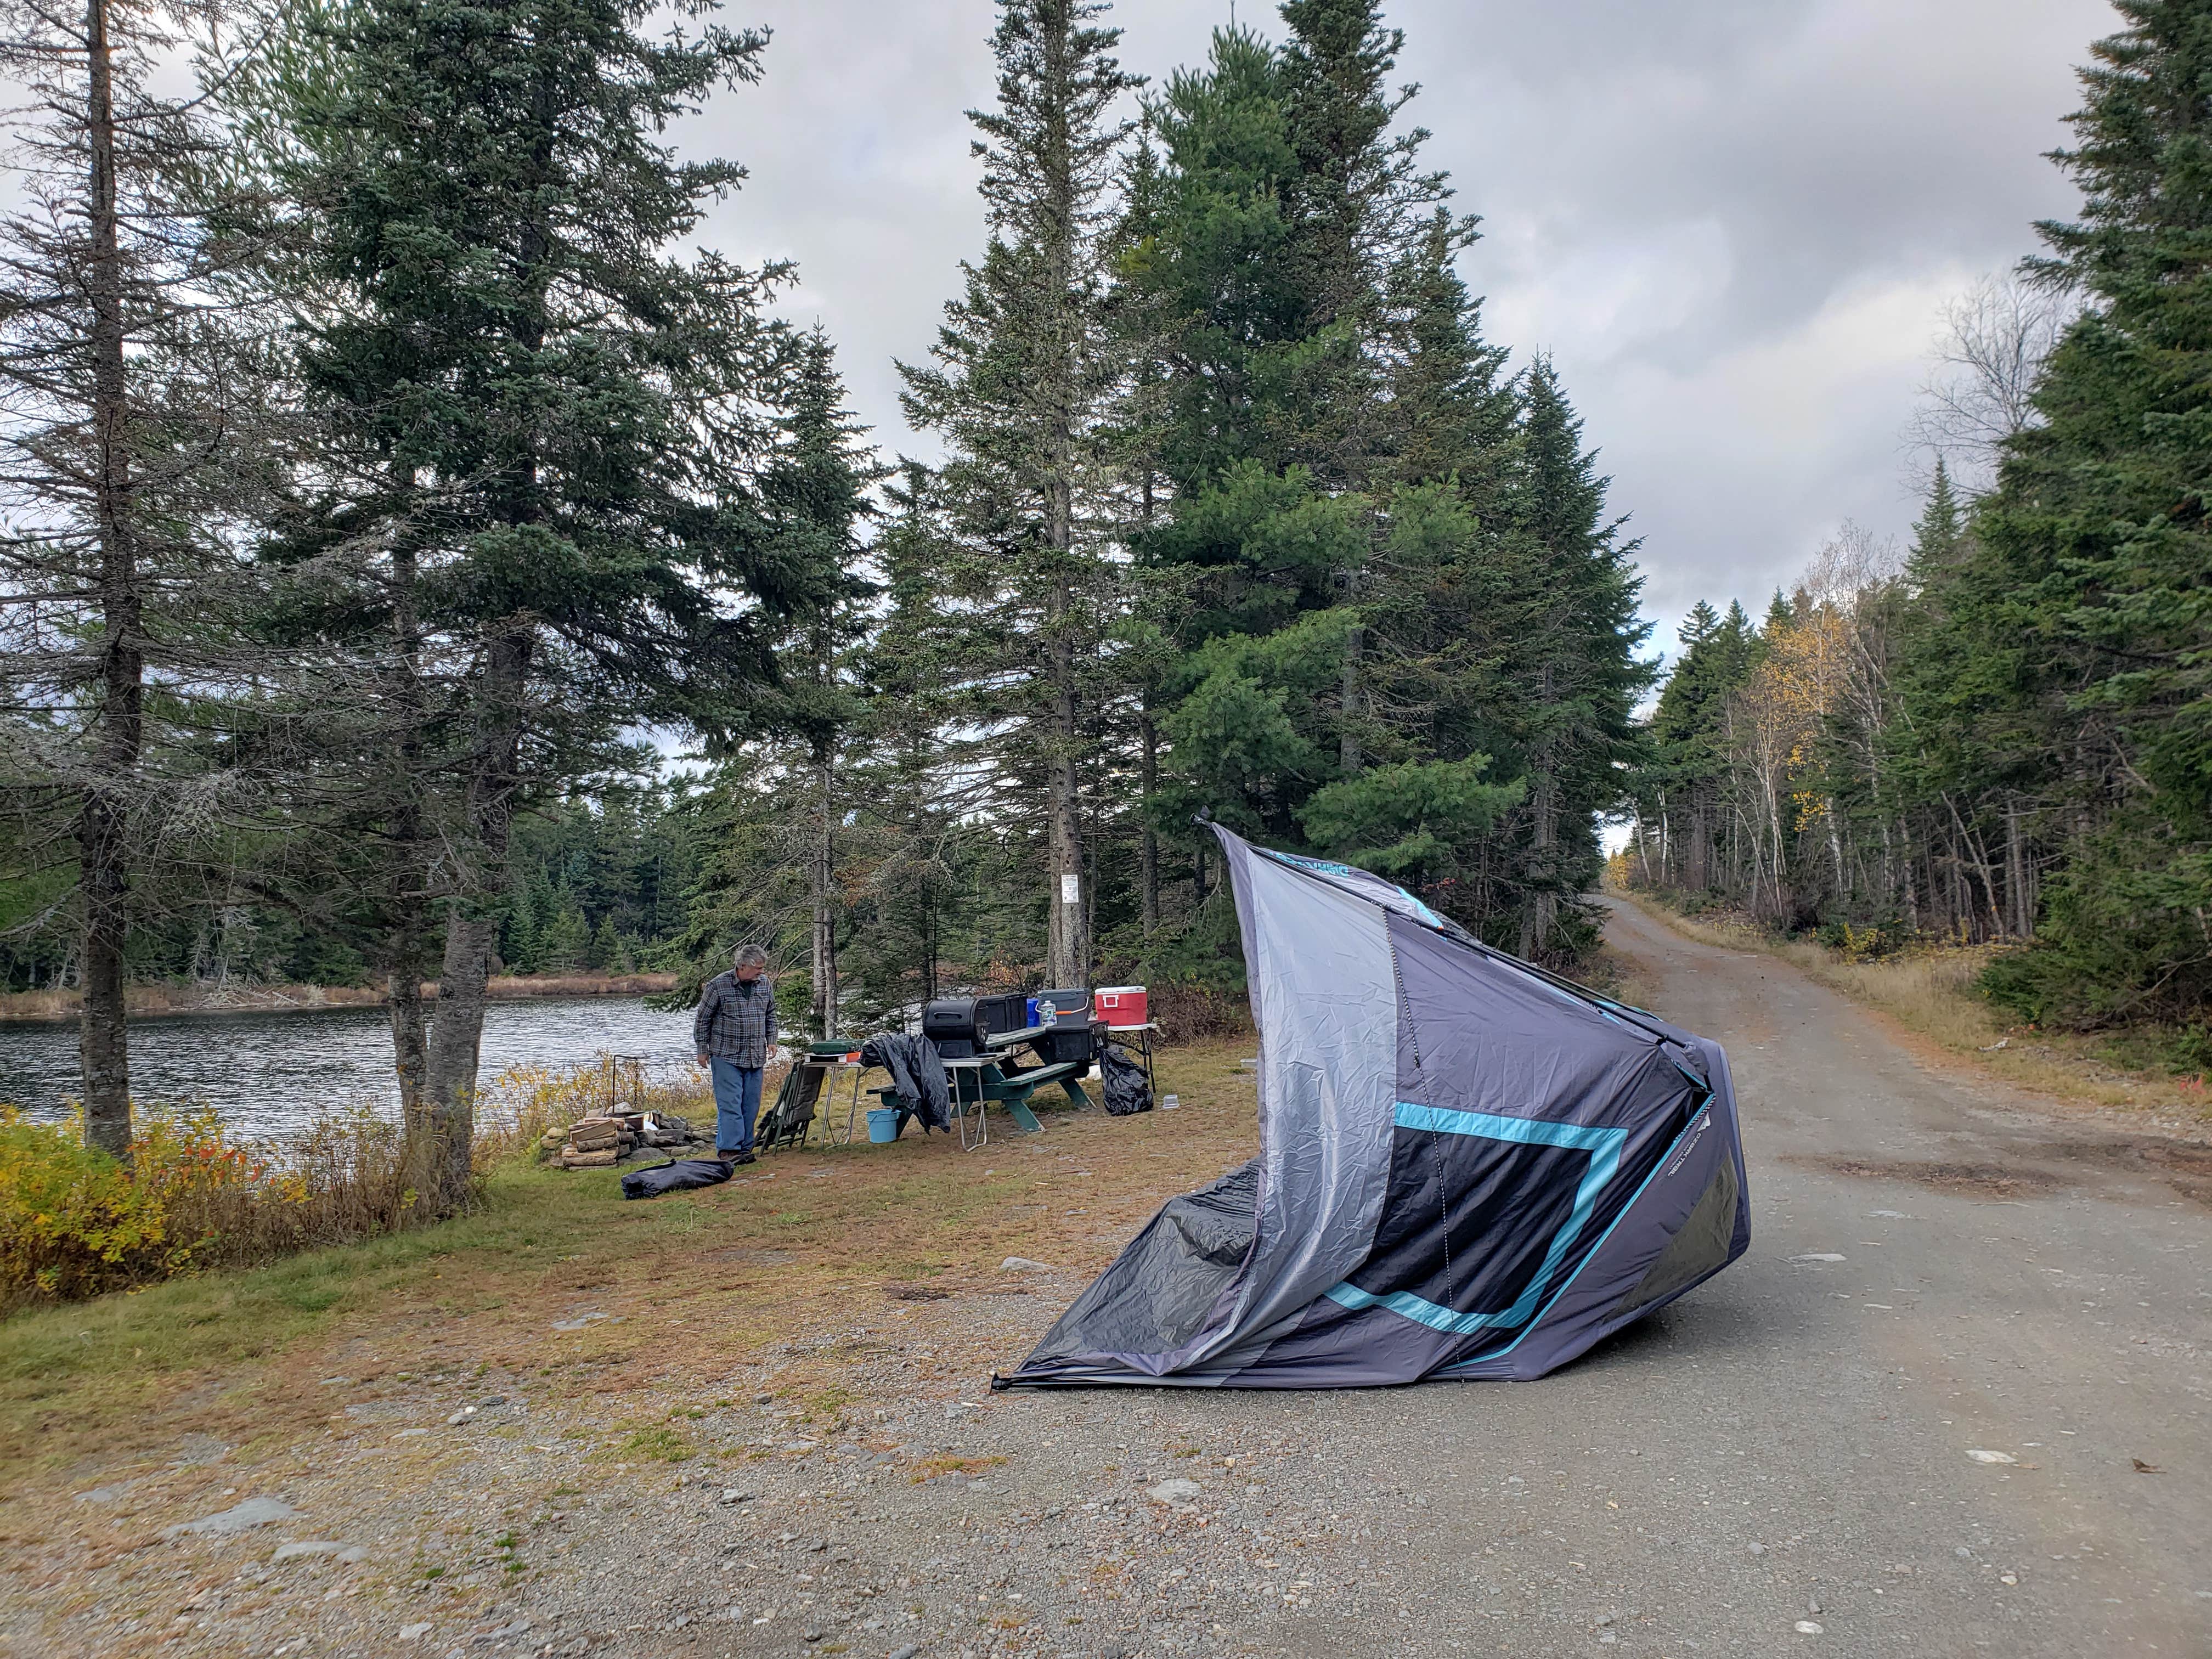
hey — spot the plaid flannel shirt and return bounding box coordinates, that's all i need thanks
[693,971,778,1067]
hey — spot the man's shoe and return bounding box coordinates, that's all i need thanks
[733,1152,757,1166]
[716,1148,742,1161]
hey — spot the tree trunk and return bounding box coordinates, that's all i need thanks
[1339,614,1363,776]
[1045,579,1088,985]
[420,628,530,1212]
[384,537,431,1120]
[388,961,428,1117]
[1521,664,1558,961]
[1139,708,1160,936]
[811,747,837,1036]
[422,910,493,1206]
[1037,4,1089,991]
[76,0,139,1160]
[1521,761,1556,960]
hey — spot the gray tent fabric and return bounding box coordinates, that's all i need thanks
[997,826,1750,1389]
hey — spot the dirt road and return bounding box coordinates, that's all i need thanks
[9,901,2208,1659]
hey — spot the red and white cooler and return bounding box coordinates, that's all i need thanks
[1095,985,1148,1028]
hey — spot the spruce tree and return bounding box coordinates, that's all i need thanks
[1908,460,1966,573]
[1499,360,1654,962]
[667,327,879,1034]
[0,0,276,1155]
[1933,0,2212,1026]
[263,0,810,1207]
[1384,208,1516,501]
[901,0,1139,989]
[1644,601,1742,890]
[1135,25,1365,852]
[588,912,619,972]
[757,329,882,1034]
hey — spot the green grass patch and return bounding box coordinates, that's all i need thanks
[609,1425,695,1463]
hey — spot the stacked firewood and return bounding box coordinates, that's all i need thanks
[543,1111,703,1169]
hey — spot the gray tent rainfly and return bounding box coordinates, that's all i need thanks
[997,825,1750,1389]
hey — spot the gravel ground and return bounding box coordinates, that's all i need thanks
[7,898,2209,1659]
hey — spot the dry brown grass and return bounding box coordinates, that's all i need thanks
[471,1056,716,1168]
[0,1037,1264,1480]
[1777,943,2003,1049]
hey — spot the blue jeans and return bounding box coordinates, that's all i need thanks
[709,1059,765,1155]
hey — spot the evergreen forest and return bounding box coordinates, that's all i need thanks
[1,0,2205,1199]
[1628,0,2212,1061]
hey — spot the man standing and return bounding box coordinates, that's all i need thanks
[694,945,779,1164]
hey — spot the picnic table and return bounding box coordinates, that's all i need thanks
[871,1026,1096,1148]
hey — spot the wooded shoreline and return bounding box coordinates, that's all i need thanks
[0,973,679,1026]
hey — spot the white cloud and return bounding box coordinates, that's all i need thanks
[662,0,2119,630]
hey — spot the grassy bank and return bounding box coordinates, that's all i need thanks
[0,973,680,1025]
[1612,885,2210,1128]
[0,1058,710,1308]
[0,1038,1261,1482]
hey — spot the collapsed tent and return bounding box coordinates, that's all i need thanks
[998,825,1750,1389]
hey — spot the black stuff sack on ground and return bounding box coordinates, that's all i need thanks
[620,1157,735,1200]
[1100,1042,1154,1116]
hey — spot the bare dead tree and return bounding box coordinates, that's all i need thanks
[1903,272,2077,493]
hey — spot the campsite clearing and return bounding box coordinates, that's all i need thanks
[3,902,2209,1657]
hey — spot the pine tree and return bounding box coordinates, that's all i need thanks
[1135,25,1363,853]
[540,893,590,975]
[901,0,1140,989]
[1643,600,1759,891]
[845,466,971,1014]
[1908,459,1966,574]
[502,900,540,975]
[1132,10,1579,960]
[588,912,621,972]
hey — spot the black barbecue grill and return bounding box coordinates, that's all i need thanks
[921,993,1029,1058]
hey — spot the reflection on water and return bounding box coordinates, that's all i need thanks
[0,997,697,1138]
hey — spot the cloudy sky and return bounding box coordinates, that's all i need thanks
[681,0,2119,652]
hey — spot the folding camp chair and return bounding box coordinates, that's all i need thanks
[757,1062,823,1152]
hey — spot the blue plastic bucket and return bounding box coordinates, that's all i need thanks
[867,1108,902,1144]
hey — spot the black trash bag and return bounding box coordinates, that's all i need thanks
[621,1156,735,1200]
[1099,1041,1154,1116]
[859,1032,950,1131]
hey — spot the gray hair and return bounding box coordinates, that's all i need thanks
[732,944,769,970]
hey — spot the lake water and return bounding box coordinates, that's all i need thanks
[0,997,698,1138]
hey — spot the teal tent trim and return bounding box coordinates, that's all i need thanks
[1320,1103,1628,1335]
